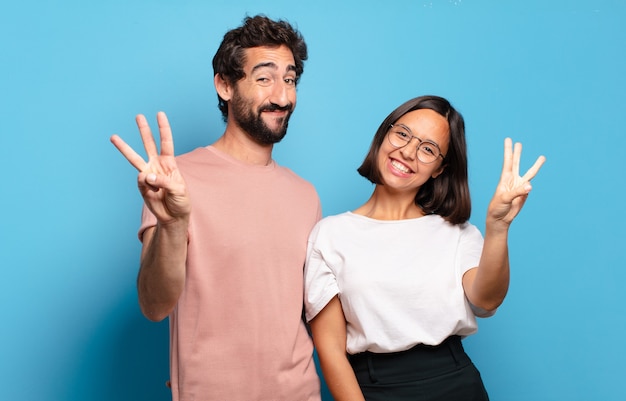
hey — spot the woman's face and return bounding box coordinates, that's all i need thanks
[376,108,450,194]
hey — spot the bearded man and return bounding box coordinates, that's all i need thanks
[111,15,321,401]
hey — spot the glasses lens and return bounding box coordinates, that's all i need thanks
[388,125,411,148]
[387,125,442,164]
[417,142,440,163]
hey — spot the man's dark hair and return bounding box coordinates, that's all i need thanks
[212,15,308,121]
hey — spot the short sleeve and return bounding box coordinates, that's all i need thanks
[470,303,495,318]
[458,223,484,275]
[138,204,157,243]
[458,223,497,318]
[303,224,340,322]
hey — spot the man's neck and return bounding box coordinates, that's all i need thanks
[211,127,274,166]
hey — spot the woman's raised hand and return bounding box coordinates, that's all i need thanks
[487,138,545,228]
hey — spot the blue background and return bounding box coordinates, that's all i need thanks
[1,1,624,400]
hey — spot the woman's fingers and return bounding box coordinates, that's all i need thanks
[512,141,522,178]
[501,137,513,175]
[502,137,546,183]
[522,155,546,182]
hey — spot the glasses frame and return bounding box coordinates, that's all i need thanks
[386,124,445,164]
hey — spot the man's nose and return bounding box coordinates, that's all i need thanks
[269,81,291,107]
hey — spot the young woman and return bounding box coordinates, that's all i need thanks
[304,95,545,401]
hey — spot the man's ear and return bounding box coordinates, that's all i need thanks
[214,73,232,102]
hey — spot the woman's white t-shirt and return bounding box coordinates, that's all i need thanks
[304,212,490,355]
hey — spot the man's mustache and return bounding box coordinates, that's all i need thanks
[259,103,293,113]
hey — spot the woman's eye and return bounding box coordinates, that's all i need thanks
[395,130,410,139]
[421,144,436,155]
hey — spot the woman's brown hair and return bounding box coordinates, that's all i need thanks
[357,95,471,225]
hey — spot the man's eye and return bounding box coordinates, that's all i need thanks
[285,78,296,85]
[257,78,273,87]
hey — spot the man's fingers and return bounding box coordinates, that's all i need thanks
[113,112,177,173]
[157,111,175,157]
[136,114,159,158]
[110,134,148,172]
[141,172,160,191]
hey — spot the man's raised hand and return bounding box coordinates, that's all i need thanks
[110,111,191,224]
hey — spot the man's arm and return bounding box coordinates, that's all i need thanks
[138,220,188,321]
[111,112,192,321]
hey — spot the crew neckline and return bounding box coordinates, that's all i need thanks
[345,211,438,224]
[202,145,276,170]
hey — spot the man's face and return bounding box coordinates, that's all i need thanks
[230,45,298,145]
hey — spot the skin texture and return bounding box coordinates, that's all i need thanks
[310,108,546,401]
[110,45,299,321]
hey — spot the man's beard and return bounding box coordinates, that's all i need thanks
[230,92,294,145]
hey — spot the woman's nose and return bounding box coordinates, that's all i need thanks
[399,138,419,160]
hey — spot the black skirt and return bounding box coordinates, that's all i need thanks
[348,336,490,401]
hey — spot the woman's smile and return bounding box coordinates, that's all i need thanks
[389,158,414,176]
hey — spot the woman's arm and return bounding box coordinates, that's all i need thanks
[310,296,366,401]
[464,138,545,312]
